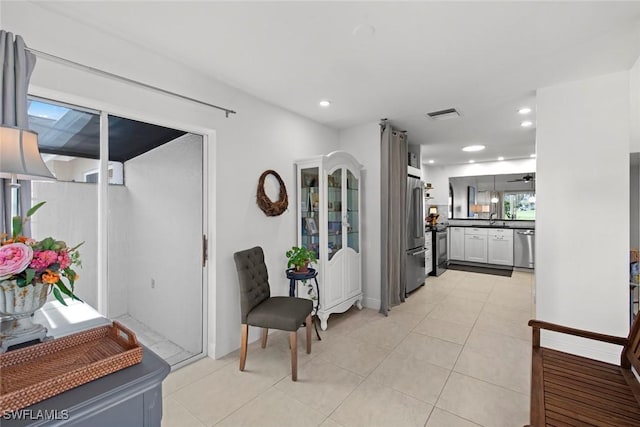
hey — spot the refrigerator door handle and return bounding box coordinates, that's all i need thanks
[410,248,427,256]
[413,187,423,238]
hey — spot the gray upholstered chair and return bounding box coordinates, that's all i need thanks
[233,246,313,381]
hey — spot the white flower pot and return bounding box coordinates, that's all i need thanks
[0,280,48,339]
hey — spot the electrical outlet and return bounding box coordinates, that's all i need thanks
[151,278,155,289]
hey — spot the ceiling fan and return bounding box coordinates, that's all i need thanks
[508,174,535,183]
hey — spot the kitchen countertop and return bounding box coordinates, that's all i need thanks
[428,223,535,230]
[448,224,534,229]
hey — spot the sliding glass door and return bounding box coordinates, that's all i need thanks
[26,97,205,366]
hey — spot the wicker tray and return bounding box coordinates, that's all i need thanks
[0,321,143,416]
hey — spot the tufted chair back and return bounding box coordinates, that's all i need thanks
[233,246,271,323]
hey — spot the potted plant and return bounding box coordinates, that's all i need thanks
[285,246,316,273]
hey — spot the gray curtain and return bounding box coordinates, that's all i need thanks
[380,122,408,314]
[0,30,36,236]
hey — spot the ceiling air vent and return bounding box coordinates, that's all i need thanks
[426,108,460,121]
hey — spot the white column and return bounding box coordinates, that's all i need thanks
[536,71,630,363]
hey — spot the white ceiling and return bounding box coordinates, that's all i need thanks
[35,1,640,165]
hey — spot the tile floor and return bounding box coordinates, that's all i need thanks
[115,314,195,366]
[161,269,534,427]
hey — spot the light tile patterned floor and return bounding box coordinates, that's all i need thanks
[115,314,196,366]
[161,269,534,427]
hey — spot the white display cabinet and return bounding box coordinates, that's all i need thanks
[296,151,363,330]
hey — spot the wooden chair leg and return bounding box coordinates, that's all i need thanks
[290,331,298,381]
[261,328,268,348]
[306,314,312,354]
[240,324,248,371]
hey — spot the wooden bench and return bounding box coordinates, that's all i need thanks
[528,316,640,426]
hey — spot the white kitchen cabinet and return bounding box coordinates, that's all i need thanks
[465,228,488,263]
[488,228,514,265]
[449,227,465,261]
[425,231,433,275]
[296,151,363,331]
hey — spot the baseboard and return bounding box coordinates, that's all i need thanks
[542,331,621,364]
[448,260,513,271]
[363,297,380,310]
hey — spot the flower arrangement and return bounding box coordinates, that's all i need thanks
[0,202,83,306]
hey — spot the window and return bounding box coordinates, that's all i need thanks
[27,98,118,184]
[503,191,536,220]
[28,97,186,185]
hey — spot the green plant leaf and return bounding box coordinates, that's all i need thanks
[55,280,73,297]
[25,268,35,285]
[41,237,55,250]
[11,216,22,239]
[26,201,46,218]
[56,280,81,301]
[52,287,67,306]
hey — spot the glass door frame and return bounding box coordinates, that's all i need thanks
[27,91,213,365]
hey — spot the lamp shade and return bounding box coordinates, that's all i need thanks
[0,126,55,180]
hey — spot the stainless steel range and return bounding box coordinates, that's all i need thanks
[429,224,448,276]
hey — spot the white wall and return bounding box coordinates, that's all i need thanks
[631,160,639,250]
[107,184,128,318]
[115,134,203,353]
[338,123,381,309]
[46,157,98,182]
[31,182,99,307]
[536,71,630,363]
[3,2,339,358]
[631,55,640,152]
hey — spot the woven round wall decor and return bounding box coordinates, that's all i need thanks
[257,170,288,216]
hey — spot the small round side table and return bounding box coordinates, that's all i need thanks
[286,268,321,340]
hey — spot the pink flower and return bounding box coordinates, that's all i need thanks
[30,250,59,272]
[57,251,71,270]
[0,243,34,280]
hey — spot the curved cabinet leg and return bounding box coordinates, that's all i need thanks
[318,312,329,331]
[355,299,363,310]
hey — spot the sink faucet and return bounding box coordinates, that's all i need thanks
[489,212,496,225]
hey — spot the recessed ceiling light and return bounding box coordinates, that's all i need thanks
[518,107,532,115]
[319,100,331,108]
[497,156,505,161]
[530,154,537,158]
[468,160,475,164]
[428,159,435,164]
[462,145,485,152]
[521,120,533,127]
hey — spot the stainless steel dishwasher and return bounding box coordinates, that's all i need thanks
[514,229,535,269]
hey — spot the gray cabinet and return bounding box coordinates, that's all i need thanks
[4,345,169,427]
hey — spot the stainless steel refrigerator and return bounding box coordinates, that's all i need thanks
[406,176,426,294]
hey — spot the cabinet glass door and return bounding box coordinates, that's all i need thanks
[301,167,320,259]
[327,168,342,260]
[347,170,359,252]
